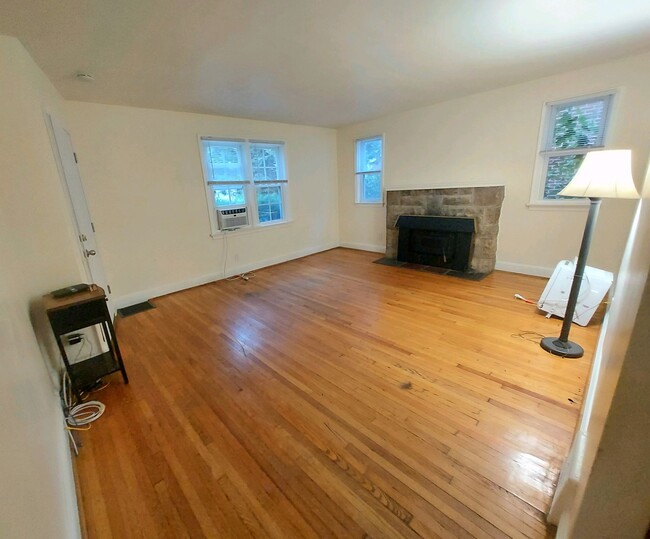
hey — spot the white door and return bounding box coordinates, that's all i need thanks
[48,113,115,317]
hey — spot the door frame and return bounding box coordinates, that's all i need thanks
[45,110,115,318]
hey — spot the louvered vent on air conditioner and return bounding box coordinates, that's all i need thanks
[217,206,249,230]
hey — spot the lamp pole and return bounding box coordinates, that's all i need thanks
[540,197,602,358]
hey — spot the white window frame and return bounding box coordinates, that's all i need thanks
[199,137,289,236]
[355,135,384,205]
[528,90,616,209]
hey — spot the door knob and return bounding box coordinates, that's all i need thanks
[85,249,97,257]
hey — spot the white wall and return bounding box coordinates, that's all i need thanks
[64,102,339,308]
[550,165,650,538]
[0,36,82,539]
[337,51,650,275]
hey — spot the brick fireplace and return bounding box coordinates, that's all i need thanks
[385,186,505,274]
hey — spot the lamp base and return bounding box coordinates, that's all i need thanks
[540,337,584,358]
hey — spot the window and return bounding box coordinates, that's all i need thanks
[204,140,246,184]
[200,138,288,233]
[250,142,286,223]
[355,136,383,203]
[531,92,614,205]
[256,186,283,223]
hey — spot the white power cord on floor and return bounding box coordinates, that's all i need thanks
[62,371,106,455]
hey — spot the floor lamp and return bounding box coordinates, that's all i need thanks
[540,149,639,358]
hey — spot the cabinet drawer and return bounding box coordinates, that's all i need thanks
[49,298,107,334]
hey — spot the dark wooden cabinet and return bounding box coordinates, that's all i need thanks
[44,285,128,399]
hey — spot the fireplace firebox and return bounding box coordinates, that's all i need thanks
[396,215,475,272]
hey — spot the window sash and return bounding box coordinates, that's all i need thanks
[207,180,250,186]
[356,172,382,203]
[540,154,587,200]
[253,179,288,184]
[250,142,286,183]
[355,136,383,174]
[201,139,247,183]
[201,139,289,184]
[211,185,248,208]
[255,184,285,224]
[540,147,597,158]
[542,94,612,152]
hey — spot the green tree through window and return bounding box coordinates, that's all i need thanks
[540,95,612,200]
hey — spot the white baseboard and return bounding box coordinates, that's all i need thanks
[495,261,553,278]
[339,242,386,254]
[114,272,220,309]
[114,242,339,309]
[223,241,339,278]
[114,248,553,309]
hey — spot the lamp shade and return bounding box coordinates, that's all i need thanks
[559,149,639,199]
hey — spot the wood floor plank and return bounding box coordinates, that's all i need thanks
[73,248,598,538]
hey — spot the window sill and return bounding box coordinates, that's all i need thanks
[210,220,292,239]
[354,202,384,206]
[526,200,589,211]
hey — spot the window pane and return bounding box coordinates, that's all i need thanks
[544,154,585,199]
[213,185,246,207]
[356,137,383,173]
[256,185,283,223]
[550,99,607,150]
[251,144,285,181]
[251,152,263,169]
[203,140,246,182]
[360,173,382,203]
[262,149,277,167]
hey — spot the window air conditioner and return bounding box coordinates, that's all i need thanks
[217,206,249,230]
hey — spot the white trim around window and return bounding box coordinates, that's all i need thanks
[198,136,290,236]
[528,90,617,209]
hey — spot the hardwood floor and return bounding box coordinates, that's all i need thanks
[74,248,598,538]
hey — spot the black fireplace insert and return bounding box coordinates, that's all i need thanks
[396,215,475,271]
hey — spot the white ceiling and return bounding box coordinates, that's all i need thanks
[2,0,650,127]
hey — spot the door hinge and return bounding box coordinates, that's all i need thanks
[91,222,95,232]
[73,152,78,163]
[107,284,112,294]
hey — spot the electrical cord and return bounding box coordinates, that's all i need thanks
[510,331,581,360]
[66,401,105,426]
[511,331,546,343]
[62,370,106,455]
[62,371,105,425]
[78,379,110,402]
[222,228,230,278]
[514,293,537,304]
[516,272,595,308]
[227,272,256,282]
[222,228,255,281]
[70,334,92,363]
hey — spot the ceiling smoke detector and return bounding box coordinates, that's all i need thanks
[75,72,95,82]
